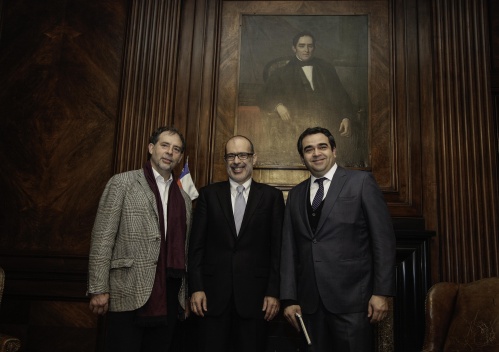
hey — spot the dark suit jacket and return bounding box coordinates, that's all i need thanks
[280,166,396,314]
[188,180,285,318]
[259,57,355,125]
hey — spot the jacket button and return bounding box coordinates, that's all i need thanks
[312,239,317,244]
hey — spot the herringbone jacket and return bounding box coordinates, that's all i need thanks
[88,169,192,312]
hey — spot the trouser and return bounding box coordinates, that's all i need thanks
[302,300,373,352]
[196,297,268,352]
[104,278,181,352]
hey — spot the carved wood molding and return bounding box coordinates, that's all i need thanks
[0,253,88,300]
[114,0,182,173]
[433,0,499,282]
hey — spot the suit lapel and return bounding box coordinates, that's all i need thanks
[237,180,262,239]
[297,179,314,238]
[215,182,238,238]
[315,167,348,235]
[137,172,159,220]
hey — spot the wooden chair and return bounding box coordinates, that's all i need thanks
[0,267,21,352]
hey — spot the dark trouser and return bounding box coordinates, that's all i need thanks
[105,278,181,352]
[196,298,268,352]
[302,300,373,352]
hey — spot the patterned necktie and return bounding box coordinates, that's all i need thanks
[312,178,326,210]
[234,185,246,235]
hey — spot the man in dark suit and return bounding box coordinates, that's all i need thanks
[188,135,285,352]
[259,31,356,139]
[280,127,396,351]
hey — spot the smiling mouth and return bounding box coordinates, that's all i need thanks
[232,166,244,173]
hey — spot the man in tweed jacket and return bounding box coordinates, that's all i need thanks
[88,126,192,352]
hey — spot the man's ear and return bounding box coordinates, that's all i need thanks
[252,153,258,165]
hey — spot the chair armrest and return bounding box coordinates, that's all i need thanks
[0,333,21,352]
[422,282,459,351]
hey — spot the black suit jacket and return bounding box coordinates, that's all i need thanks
[280,167,396,314]
[188,180,284,318]
[259,57,355,124]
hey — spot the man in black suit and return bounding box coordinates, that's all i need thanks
[188,135,285,352]
[259,31,356,141]
[280,127,396,352]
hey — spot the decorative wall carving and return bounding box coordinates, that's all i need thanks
[114,0,183,173]
[432,0,499,282]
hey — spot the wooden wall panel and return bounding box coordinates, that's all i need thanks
[433,0,499,282]
[0,0,497,350]
[0,0,128,350]
[114,0,182,173]
[0,0,127,255]
[175,0,221,187]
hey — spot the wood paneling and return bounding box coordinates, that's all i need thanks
[0,0,498,351]
[114,0,183,173]
[433,0,499,282]
[0,0,127,350]
[175,0,221,187]
[0,0,127,255]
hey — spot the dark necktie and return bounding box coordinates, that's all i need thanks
[234,185,246,235]
[312,178,326,210]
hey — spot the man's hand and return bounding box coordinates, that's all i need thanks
[276,104,292,121]
[367,295,389,323]
[190,291,208,317]
[262,296,280,321]
[339,118,351,137]
[89,293,110,315]
[283,304,302,332]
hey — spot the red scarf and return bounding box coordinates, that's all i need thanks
[137,161,186,324]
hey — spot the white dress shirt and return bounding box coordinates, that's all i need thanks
[152,168,172,237]
[309,163,338,205]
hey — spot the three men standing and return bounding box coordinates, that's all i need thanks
[88,125,394,352]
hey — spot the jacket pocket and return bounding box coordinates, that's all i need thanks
[110,258,134,269]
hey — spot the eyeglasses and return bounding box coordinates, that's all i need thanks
[224,152,254,161]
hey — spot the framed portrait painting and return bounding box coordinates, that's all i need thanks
[213,1,390,189]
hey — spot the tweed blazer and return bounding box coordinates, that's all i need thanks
[88,169,192,312]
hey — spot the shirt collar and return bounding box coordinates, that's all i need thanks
[311,163,337,184]
[152,167,172,185]
[229,178,252,193]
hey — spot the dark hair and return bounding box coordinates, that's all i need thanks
[148,126,186,160]
[224,135,255,154]
[297,127,336,158]
[292,31,315,47]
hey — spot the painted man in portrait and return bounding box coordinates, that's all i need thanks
[258,31,359,164]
